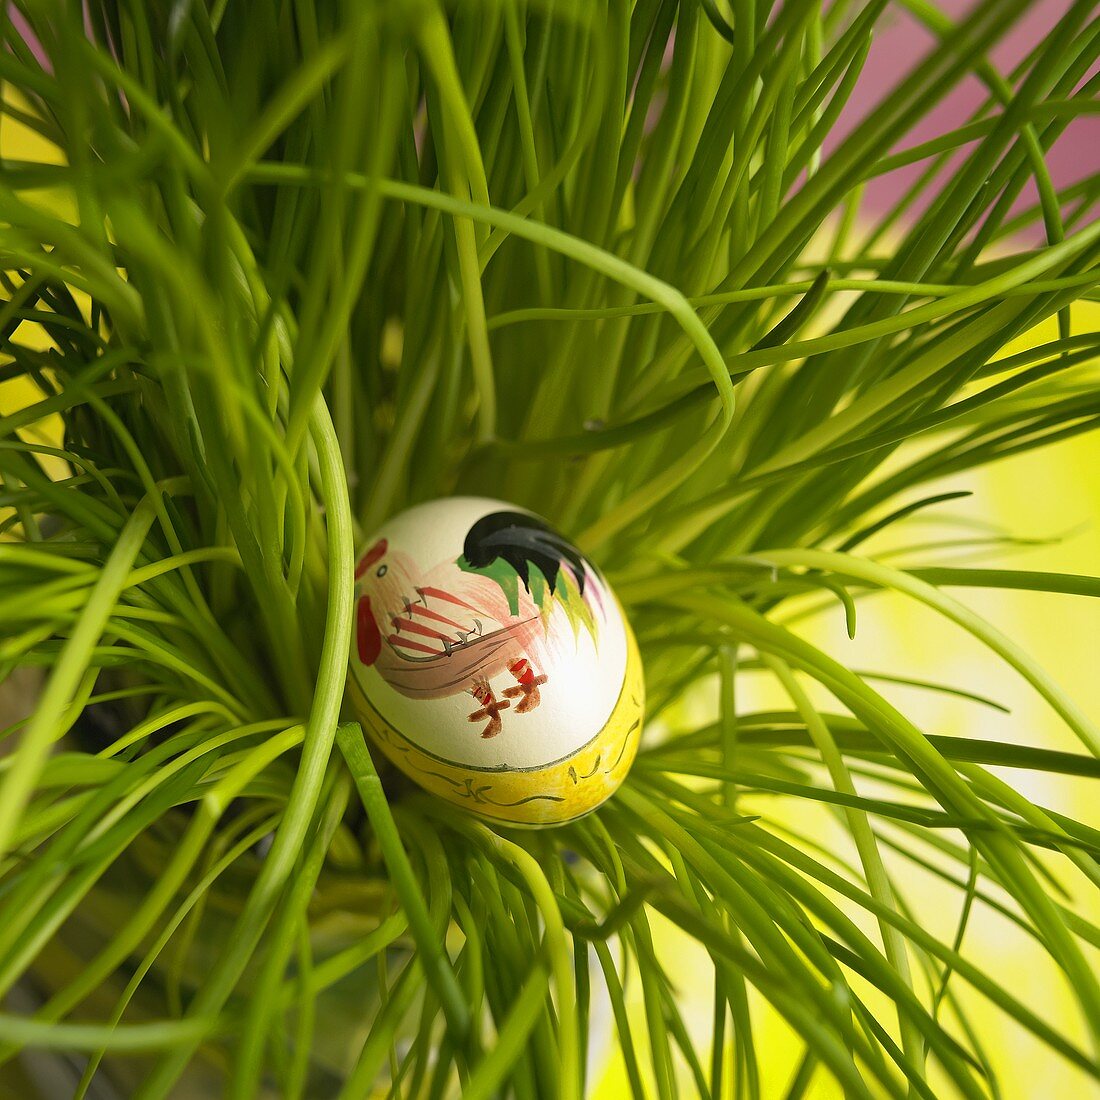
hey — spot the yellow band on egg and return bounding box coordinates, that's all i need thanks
[348,622,645,828]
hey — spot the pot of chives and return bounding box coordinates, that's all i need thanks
[1,2,1099,1098]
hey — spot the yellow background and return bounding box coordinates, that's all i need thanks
[593,305,1100,1098]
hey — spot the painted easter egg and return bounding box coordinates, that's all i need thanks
[348,497,644,827]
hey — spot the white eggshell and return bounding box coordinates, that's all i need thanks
[348,497,644,827]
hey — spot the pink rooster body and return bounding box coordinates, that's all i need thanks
[355,518,598,737]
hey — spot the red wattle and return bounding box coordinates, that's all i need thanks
[357,596,382,666]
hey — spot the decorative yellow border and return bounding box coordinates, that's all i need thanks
[348,622,645,828]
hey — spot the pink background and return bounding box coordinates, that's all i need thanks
[836,0,1099,224]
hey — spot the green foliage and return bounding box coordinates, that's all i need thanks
[0,0,1098,1096]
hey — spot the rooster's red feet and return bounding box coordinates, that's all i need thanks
[469,679,510,738]
[504,674,548,714]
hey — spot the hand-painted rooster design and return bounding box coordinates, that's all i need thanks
[355,511,603,738]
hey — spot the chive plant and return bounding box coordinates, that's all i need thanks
[1,1,1098,1097]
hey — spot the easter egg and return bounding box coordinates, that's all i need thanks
[348,497,644,827]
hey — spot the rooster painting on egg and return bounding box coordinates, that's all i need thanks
[355,510,603,740]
